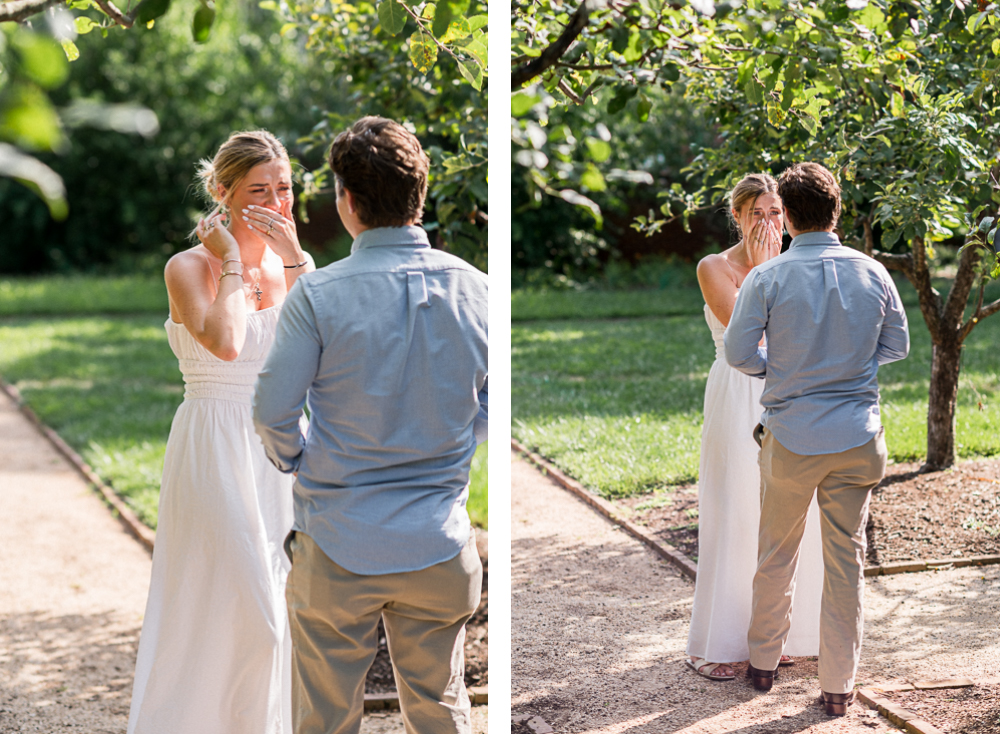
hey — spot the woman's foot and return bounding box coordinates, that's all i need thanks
[687,656,735,681]
[779,655,795,666]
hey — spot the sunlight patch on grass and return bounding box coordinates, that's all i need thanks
[513,305,1000,498]
[0,275,167,316]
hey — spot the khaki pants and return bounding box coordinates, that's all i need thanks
[748,427,886,694]
[285,531,482,734]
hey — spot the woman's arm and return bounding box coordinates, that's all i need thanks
[697,254,740,326]
[166,215,248,361]
[242,200,316,289]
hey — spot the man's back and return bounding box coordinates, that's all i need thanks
[725,232,908,455]
[254,226,488,574]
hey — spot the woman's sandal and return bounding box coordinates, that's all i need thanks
[778,655,795,667]
[686,657,736,681]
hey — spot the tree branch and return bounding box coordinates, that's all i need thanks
[94,0,133,28]
[872,250,912,273]
[0,0,63,23]
[943,240,981,335]
[512,1,592,88]
[978,296,1000,321]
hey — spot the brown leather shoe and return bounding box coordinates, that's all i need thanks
[820,690,855,716]
[746,664,776,692]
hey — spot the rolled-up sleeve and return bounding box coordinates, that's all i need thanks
[474,376,488,444]
[876,276,909,366]
[253,279,321,473]
[724,270,769,377]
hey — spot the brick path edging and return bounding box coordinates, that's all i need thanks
[857,678,985,734]
[511,438,698,580]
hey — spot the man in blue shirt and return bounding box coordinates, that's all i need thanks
[725,163,908,715]
[253,117,487,734]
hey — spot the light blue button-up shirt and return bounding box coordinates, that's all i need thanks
[252,225,488,575]
[724,231,909,455]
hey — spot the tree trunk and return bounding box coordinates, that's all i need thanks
[924,340,962,471]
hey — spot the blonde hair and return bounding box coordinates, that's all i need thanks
[725,173,779,238]
[196,130,289,212]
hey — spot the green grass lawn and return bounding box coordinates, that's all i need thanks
[513,299,1000,499]
[0,275,488,530]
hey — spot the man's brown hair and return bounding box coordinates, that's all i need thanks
[327,116,430,228]
[777,162,841,232]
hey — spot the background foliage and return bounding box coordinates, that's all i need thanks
[3,0,489,274]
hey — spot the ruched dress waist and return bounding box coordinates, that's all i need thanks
[177,358,265,402]
[165,306,281,404]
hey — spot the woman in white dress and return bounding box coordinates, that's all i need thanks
[128,131,315,733]
[686,173,823,681]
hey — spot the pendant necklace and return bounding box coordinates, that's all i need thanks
[243,267,263,303]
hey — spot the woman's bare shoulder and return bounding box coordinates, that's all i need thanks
[697,251,737,279]
[165,246,211,276]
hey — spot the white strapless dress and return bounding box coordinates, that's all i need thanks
[686,304,822,662]
[128,307,294,734]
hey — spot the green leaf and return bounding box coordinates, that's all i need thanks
[12,33,68,90]
[766,100,785,127]
[968,11,988,34]
[978,216,994,233]
[737,55,757,88]
[457,58,483,90]
[467,14,487,33]
[658,63,680,82]
[457,36,486,66]
[858,4,885,33]
[586,138,612,163]
[258,0,277,8]
[623,32,643,63]
[745,77,763,105]
[580,164,606,192]
[408,32,438,73]
[636,94,652,122]
[0,143,67,220]
[799,111,817,135]
[439,16,471,43]
[74,16,99,34]
[378,0,408,35]
[133,0,172,25]
[994,38,1000,56]
[988,227,997,246]
[0,85,63,152]
[607,86,637,115]
[61,39,80,62]
[610,25,629,54]
[192,2,215,44]
[432,0,454,40]
[510,91,539,117]
[559,188,603,226]
[890,90,904,118]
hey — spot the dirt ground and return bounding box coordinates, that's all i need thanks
[618,458,1000,566]
[0,389,487,733]
[880,683,1000,734]
[513,449,1000,734]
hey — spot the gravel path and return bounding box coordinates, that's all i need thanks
[512,450,1000,733]
[0,388,486,732]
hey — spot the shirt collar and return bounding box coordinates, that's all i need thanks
[789,231,841,249]
[351,225,431,253]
